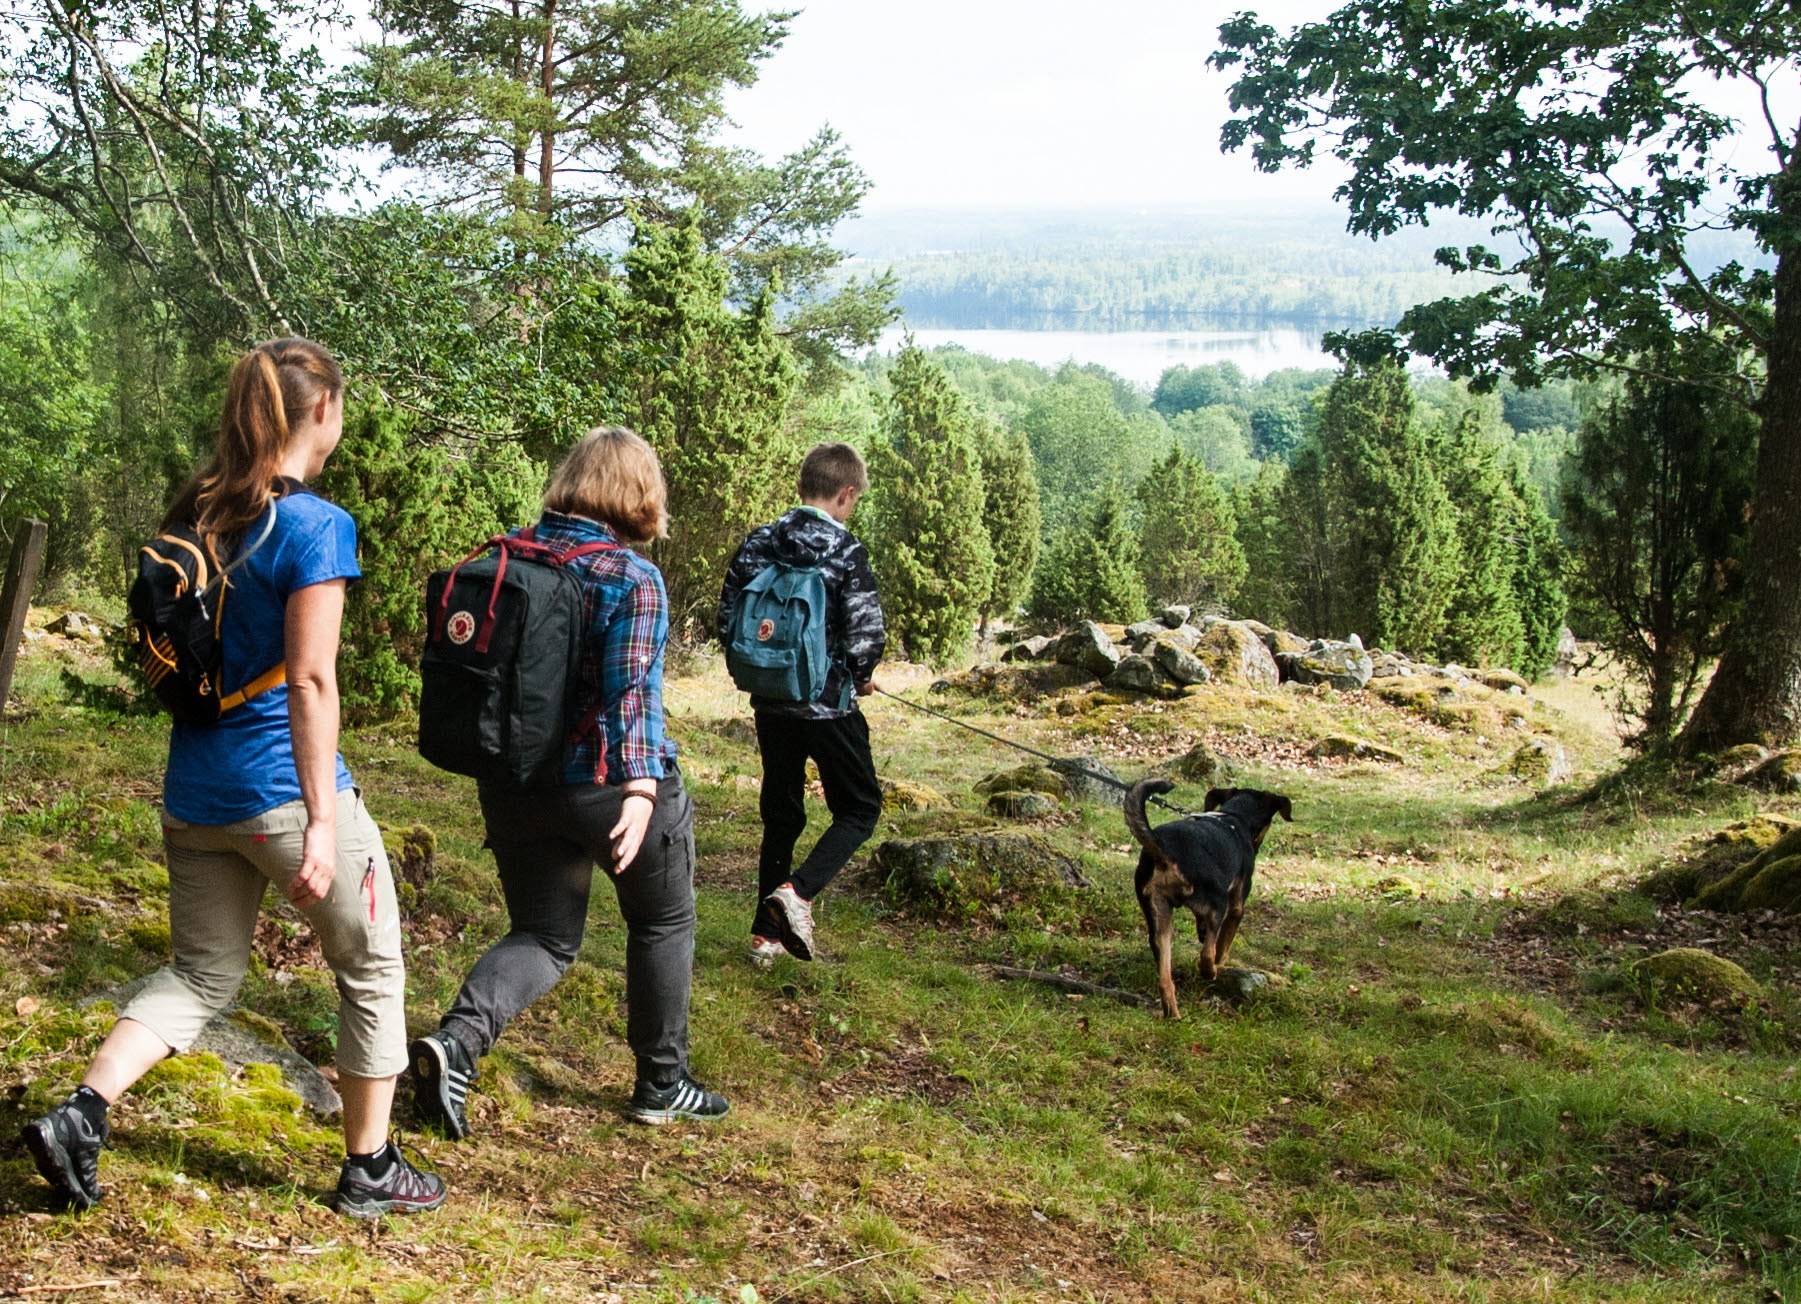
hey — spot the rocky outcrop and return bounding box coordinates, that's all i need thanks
[1000,635,1055,663]
[1278,640,1374,691]
[1151,637,1211,686]
[1053,622,1122,675]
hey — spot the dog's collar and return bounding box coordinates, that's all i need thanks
[1202,810,1258,848]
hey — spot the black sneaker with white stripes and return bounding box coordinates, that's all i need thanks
[627,1075,730,1125]
[409,1031,477,1140]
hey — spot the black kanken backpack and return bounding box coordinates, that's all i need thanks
[127,491,291,725]
[418,528,619,787]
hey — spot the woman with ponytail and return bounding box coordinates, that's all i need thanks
[21,338,446,1219]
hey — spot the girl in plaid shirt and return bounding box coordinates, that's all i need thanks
[409,428,729,1131]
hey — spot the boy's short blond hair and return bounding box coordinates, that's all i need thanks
[798,442,869,501]
[544,426,669,544]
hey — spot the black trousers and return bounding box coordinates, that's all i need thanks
[752,710,882,938]
[440,770,696,1084]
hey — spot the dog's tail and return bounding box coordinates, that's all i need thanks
[1125,778,1176,857]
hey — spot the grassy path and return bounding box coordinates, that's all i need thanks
[2,639,1799,1302]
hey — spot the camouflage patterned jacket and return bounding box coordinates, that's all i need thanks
[716,506,886,719]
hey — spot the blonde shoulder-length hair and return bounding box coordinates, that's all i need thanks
[543,426,669,544]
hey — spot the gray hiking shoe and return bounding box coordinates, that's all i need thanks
[762,883,815,961]
[21,1098,108,1210]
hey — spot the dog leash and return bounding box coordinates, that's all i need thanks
[871,686,1207,819]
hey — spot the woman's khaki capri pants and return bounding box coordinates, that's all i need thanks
[121,787,408,1080]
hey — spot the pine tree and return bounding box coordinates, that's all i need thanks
[615,215,797,629]
[976,424,1041,633]
[1027,482,1149,625]
[1437,405,1526,668]
[864,346,994,663]
[1136,443,1246,612]
[1230,460,1300,629]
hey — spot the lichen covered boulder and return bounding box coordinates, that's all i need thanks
[880,778,951,811]
[1309,735,1403,763]
[975,763,1068,800]
[1630,948,1762,1007]
[1107,653,1167,694]
[1740,749,1801,794]
[874,832,1092,921]
[1492,739,1571,786]
[1193,620,1280,689]
[1638,813,1801,903]
[1054,622,1123,675]
[1151,637,1211,686]
[1159,605,1191,628]
[935,661,1094,703]
[1475,668,1530,693]
[1206,966,1287,1006]
[986,790,1059,819]
[1260,628,1311,658]
[1000,635,1055,663]
[1279,641,1374,690]
[1174,742,1232,785]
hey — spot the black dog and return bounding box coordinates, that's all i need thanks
[1125,779,1293,1019]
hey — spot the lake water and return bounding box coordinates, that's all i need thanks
[873,321,1338,388]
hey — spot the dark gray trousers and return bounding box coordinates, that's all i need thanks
[440,770,696,1084]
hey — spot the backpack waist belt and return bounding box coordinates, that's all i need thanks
[218,661,287,713]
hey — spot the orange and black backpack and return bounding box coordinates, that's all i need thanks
[127,493,291,725]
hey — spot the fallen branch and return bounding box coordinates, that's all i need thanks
[988,966,1156,1009]
[8,1278,139,1297]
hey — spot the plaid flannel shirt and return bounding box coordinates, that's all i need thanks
[523,511,677,786]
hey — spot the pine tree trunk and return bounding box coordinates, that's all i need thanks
[1679,240,1801,752]
[537,0,556,214]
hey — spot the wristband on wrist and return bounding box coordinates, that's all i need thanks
[622,790,656,804]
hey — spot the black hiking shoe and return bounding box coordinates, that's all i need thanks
[333,1143,447,1219]
[627,1075,731,1126]
[409,1031,477,1140]
[21,1098,108,1210]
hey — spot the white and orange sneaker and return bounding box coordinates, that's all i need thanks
[763,883,816,961]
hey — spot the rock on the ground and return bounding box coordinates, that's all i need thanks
[1475,668,1531,693]
[1493,739,1571,786]
[1740,749,1801,794]
[1160,605,1191,628]
[1309,734,1403,763]
[1192,621,1280,689]
[1107,653,1168,694]
[1174,743,1232,785]
[1260,628,1311,658]
[46,611,106,641]
[1207,967,1287,1006]
[987,790,1059,819]
[1000,635,1055,663]
[1630,948,1762,1007]
[1152,637,1212,686]
[1125,620,1166,646]
[976,763,1069,799]
[935,661,1095,703]
[1054,622,1123,675]
[87,976,341,1117]
[1552,626,1580,678]
[1279,641,1374,691]
[880,777,951,811]
[873,832,1092,919]
[1057,755,1127,805]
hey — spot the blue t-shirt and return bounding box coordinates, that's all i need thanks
[162,488,362,824]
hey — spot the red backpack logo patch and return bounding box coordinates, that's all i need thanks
[756,618,776,642]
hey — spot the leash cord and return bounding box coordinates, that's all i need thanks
[871,686,1205,819]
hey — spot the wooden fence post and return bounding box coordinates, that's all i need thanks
[0,518,49,712]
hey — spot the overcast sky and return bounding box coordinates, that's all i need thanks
[721,0,1345,211]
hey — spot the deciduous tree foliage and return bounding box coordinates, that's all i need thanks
[1214,0,1801,747]
[1135,444,1246,613]
[864,347,994,663]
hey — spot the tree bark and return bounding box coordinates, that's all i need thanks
[1680,238,1801,752]
[537,0,556,215]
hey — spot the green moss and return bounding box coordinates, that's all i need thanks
[1310,734,1404,763]
[1691,827,1801,912]
[1639,814,1800,903]
[1736,856,1801,914]
[878,778,951,812]
[1630,948,1763,1007]
[986,790,1058,818]
[974,763,1068,799]
[1540,889,1661,936]
[873,832,1088,922]
[126,918,172,952]
[1411,996,1592,1063]
[1741,750,1801,794]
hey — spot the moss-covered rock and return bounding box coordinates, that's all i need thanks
[1107,653,1170,694]
[705,715,759,747]
[879,778,951,811]
[1475,668,1530,693]
[1260,628,1311,658]
[1708,743,1770,775]
[1309,735,1403,763]
[874,832,1092,921]
[381,822,437,889]
[975,763,1068,799]
[1539,889,1661,936]
[1690,826,1801,913]
[1492,739,1571,786]
[1206,966,1286,1006]
[1051,690,1130,716]
[1740,749,1801,794]
[938,661,1095,702]
[1638,814,1801,903]
[1631,948,1762,1007]
[1174,742,1232,785]
[1279,643,1374,690]
[986,790,1059,819]
[1054,622,1123,674]
[1193,621,1280,689]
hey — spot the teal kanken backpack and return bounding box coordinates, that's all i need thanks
[725,561,832,703]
